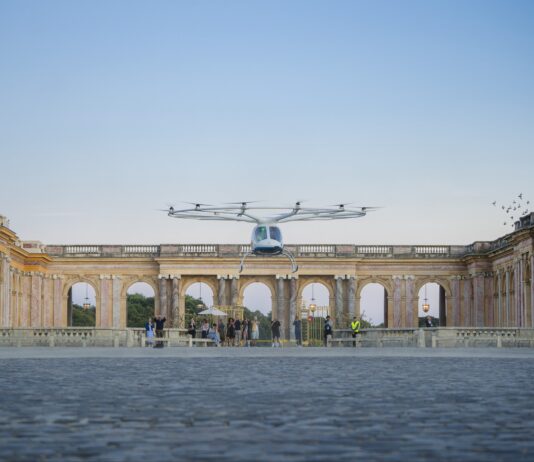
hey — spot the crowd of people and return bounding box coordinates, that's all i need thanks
[187,316,261,347]
[145,313,364,347]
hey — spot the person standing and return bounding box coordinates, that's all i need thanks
[271,319,281,347]
[425,316,433,328]
[351,316,361,347]
[234,318,242,346]
[324,315,333,347]
[187,318,197,339]
[242,319,250,347]
[154,314,166,348]
[201,319,210,339]
[217,318,226,345]
[226,318,236,347]
[250,317,259,346]
[145,317,155,347]
[293,316,302,346]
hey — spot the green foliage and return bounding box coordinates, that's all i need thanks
[242,307,271,340]
[127,293,155,328]
[72,303,95,327]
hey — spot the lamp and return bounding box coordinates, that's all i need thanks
[422,284,430,313]
[197,283,204,309]
[308,283,317,313]
[82,283,91,310]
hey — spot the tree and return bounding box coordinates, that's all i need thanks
[127,293,155,328]
[72,303,95,327]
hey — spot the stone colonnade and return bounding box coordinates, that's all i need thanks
[2,264,533,334]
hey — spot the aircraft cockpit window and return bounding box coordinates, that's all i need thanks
[255,226,268,241]
[269,226,282,242]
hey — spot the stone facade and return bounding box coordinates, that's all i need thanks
[1,214,533,334]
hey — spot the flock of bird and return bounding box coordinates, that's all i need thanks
[492,193,530,227]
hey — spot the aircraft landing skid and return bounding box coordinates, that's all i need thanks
[239,250,299,273]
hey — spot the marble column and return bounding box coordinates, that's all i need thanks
[53,276,63,327]
[276,276,285,337]
[172,277,180,327]
[405,276,415,328]
[335,276,344,327]
[217,276,226,306]
[159,276,168,319]
[30,273,42,327]
[1,256,11,327]
[100,276,112,328]
[531,255,534,328]
[21,274,30,327]
[289,277,297,341]
[392,276,402,328]
[497,271,502,327]
[505,270,511,327]
[462,278,472,327]
[230,277,239,307]
[473,274,485,327]
[450,277,461,327]
[347,277,356,320]
[112,276,121,328]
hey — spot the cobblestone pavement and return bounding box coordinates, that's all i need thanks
[1,348,533,461]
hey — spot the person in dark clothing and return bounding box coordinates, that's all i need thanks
[324,315,333,346]
[293,317,302,346]
[154,314,166,348]
[271,319,281,347]
[234,318,242,346]
[425,316,433,328]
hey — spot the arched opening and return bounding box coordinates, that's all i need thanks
[242,282,273,341]
[418,282,444,327]
[127,282,155,328]
[300,282,331,345]
[68,282,96,327]
[360,283,388,327]
[185,282,214,326]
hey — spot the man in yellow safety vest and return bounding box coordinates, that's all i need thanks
[351,316,361,347]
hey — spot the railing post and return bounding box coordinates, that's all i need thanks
[417,329,425,348]
[497,334,502,348]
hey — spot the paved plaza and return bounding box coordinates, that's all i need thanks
[1,348,534,461]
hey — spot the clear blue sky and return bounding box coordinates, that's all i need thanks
[1,0,533,246]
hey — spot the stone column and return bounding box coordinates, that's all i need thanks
[100,275,112,328]
[392,276,402,328]
[505,269,511,327]
[159,276,168,319]
[1,255,11,327]
[112,276,121,328]
[515,261,521,327]
[497,271,503,327]
[230,277,239,307]
[450,277,461,327]
[30,273,42,327]
[462,278,472,327]
[21,273,30,327]
[405,276,415,327]
[53,276,63,327]
[473,274,485,327]
[217,275,227,306]
[172,277,180,327]
[347,277,356,320]
[289,277,297,341]
[531,255,534,328]
[335,276,344,327]
[42,276,52,328]
[276,276,286,337]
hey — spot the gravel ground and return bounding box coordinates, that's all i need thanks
[1,348,533,462]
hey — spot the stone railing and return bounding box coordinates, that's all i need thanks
[2,327,533,348]
[332,327,534,348]
[44,244,475,258]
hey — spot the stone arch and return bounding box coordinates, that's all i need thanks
[181,277,217,304]
[238,277,276,305]
[124,278,158,328]
[414,278,451,298]
[297,277,335,302]
[63,277,99,327]
[356,276,394,298]
[241,280,274,317]
[358,278,392,327]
